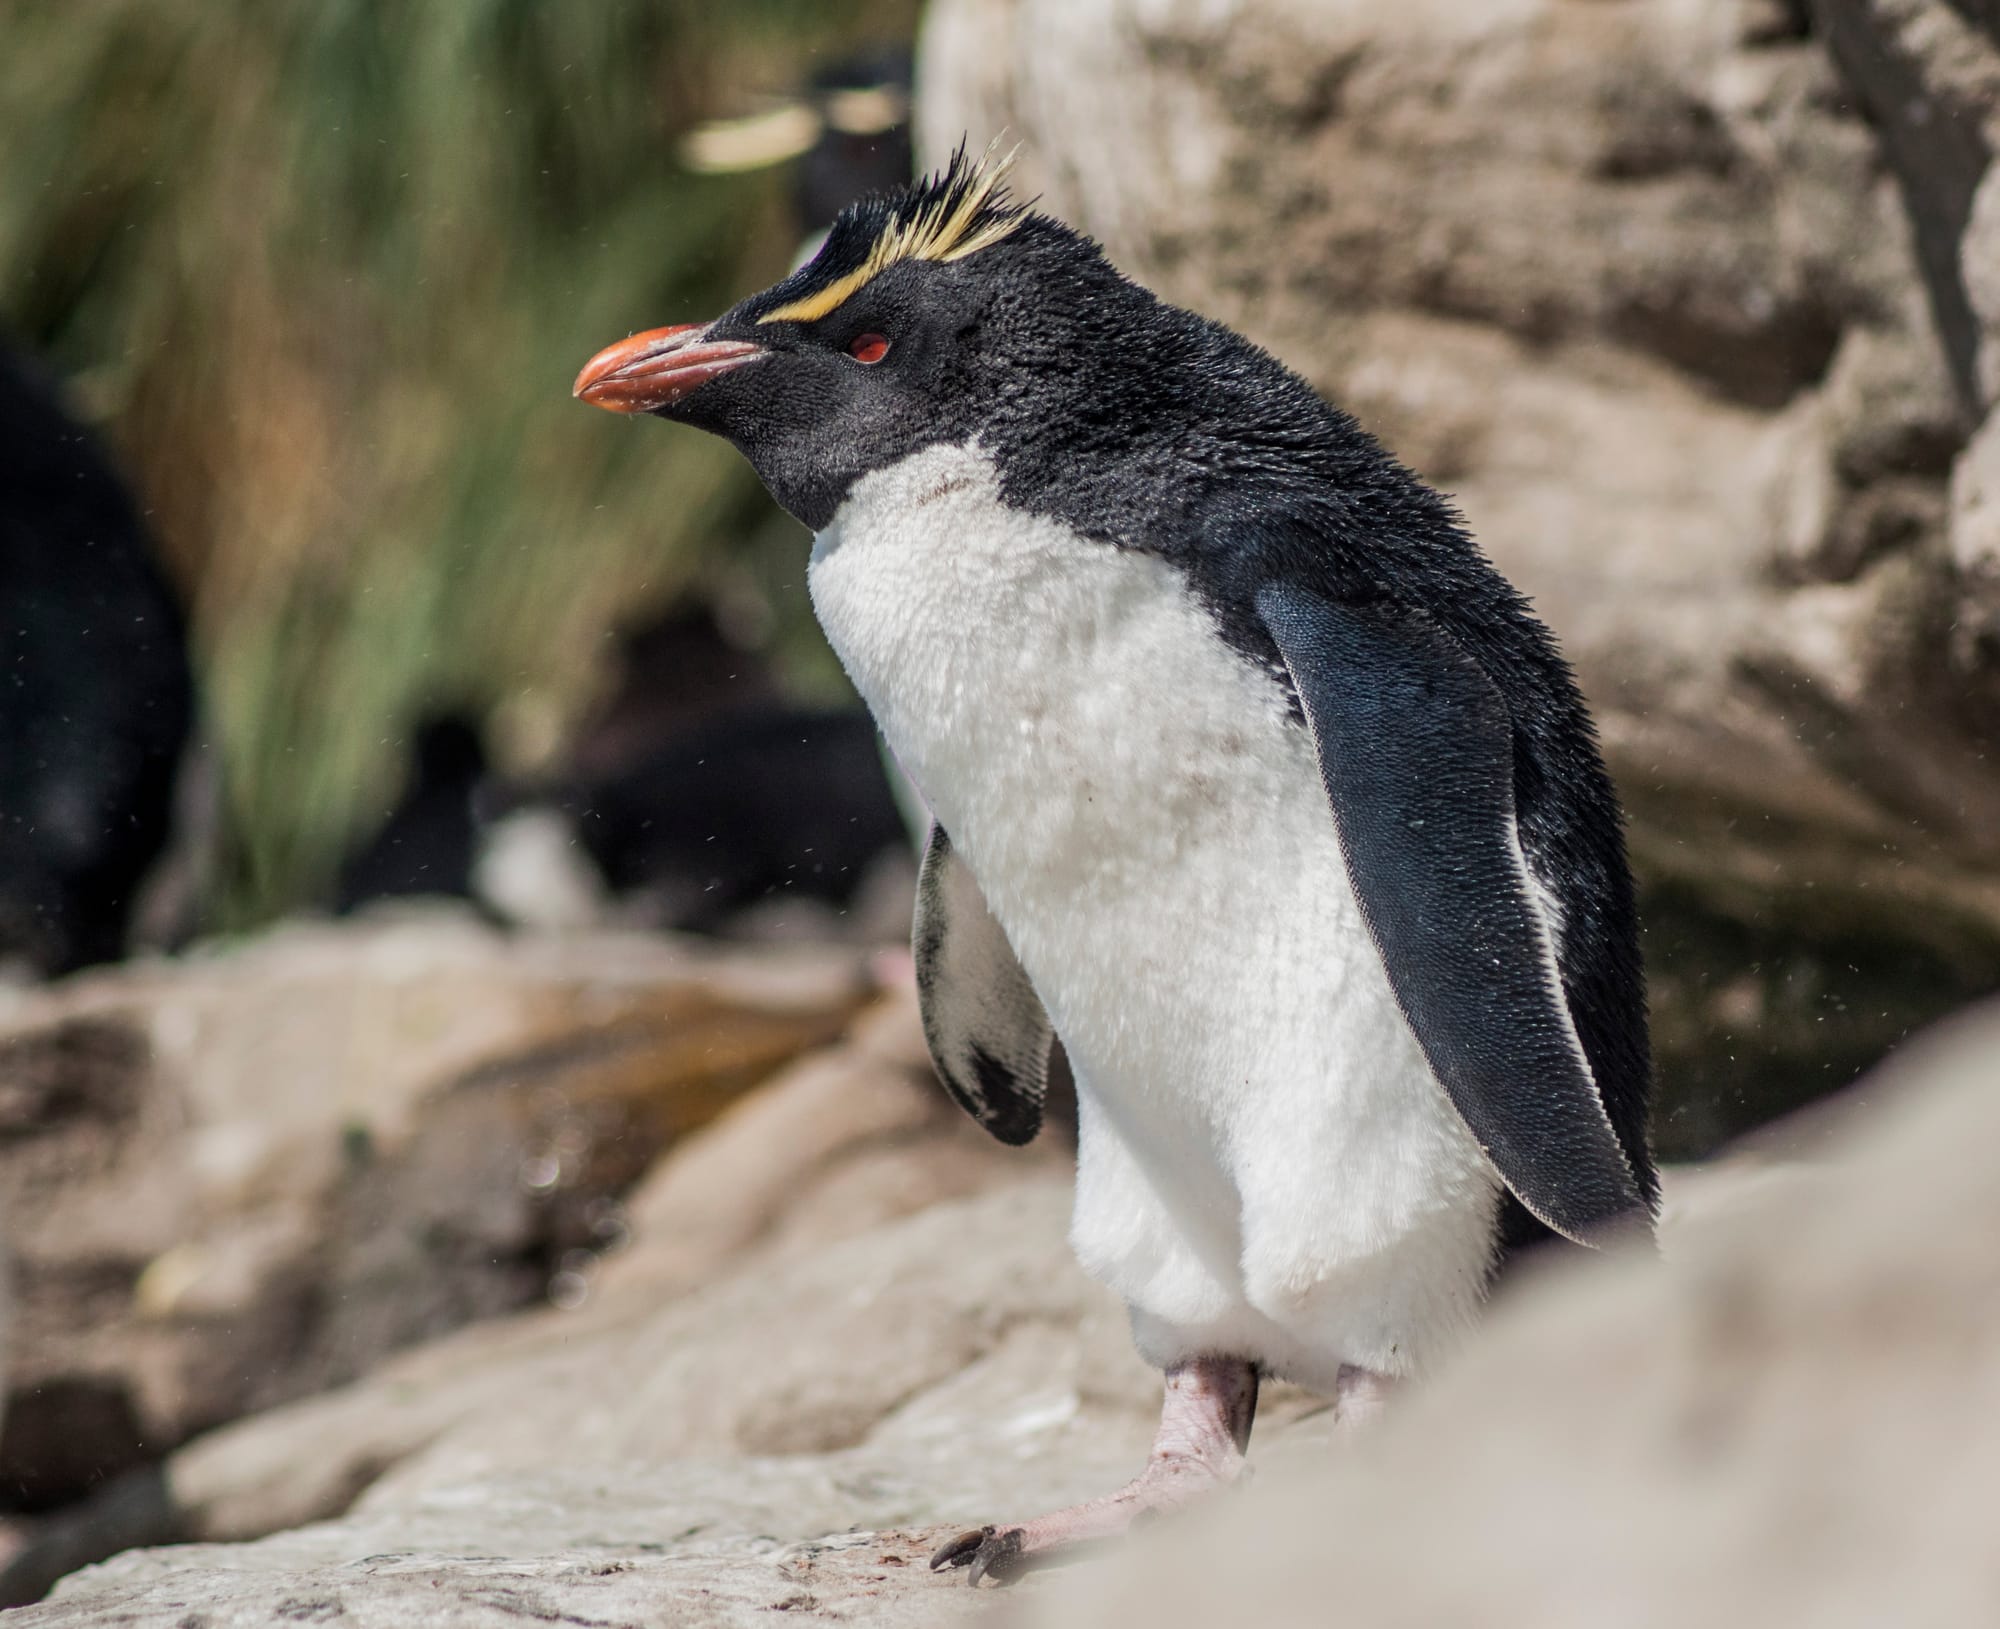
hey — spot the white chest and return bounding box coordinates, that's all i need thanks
[807,442,1376,1076]
[807,441,1498,1382]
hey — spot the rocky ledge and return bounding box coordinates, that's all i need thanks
[5,944,1997,1625]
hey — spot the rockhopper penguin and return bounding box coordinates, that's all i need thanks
[576,146,1657,1584]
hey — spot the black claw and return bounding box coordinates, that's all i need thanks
[929,1527,992,1571]
[929,1525,1031,1586]
[964,1527,1027,1588]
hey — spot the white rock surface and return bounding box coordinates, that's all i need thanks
[25,1183,1156,1627]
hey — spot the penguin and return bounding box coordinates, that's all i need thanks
[334,714,489,913]
[513,703,911,933]
[0,341,194,977]
[575,145,1657,1584]
[678,48,913,245]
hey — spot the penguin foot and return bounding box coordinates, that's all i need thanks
[928,1524,1023,1586]
[924,1469,1212,1586]
[928,1354,1260,1587]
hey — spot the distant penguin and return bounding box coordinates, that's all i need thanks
[561,604,778,784]
[335,681,909,938]
[547,703,909,931]
[792,50,914,239]
[0,343,194,977]
[475,703,909,935]
[334,714,489,912]
[576,146,1656,1582]
[679,47,913,242]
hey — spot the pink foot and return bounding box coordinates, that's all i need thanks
[929,1355,1259,1587]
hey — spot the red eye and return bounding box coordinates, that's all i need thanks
[848,332,890,364]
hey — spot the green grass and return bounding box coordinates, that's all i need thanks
[0,0,917,924]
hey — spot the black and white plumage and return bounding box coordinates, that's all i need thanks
[912,822,1053,1147]
[535,703,912,931]
[578,145,1656,1568]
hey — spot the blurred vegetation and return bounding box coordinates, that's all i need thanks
[0,0,916,926]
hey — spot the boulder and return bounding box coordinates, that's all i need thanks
[156,992,1073,1545]
[1813,0,2000,410]
[916,0,2000,1143]
[0,912,870,1510]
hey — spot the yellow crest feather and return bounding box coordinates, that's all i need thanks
[758,142,1024,326]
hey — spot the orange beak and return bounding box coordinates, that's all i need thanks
[572,322,765,414]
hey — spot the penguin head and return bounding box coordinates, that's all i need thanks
[575,145,1148,528]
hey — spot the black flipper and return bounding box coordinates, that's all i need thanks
[1257,582,1646,1245]
[912,823,1053,1145]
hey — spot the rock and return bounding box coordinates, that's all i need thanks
[1025,1001,2000,1629]
[916,0,2000,1142]
[17,1182,1160,1627]
[17,998,2000,1627]
[156,997,1073,1545]
[1954,406,2000,571]
[1952,389,2000,651]
[598,992,1065,1304]
[0,912,869,1510]
[923,0,1901,402]
[1813,0,2000,409]
[16,1467,1047,1629]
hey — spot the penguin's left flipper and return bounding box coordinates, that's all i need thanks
[912,822,1054,1145]
[1257,582,1645,1246]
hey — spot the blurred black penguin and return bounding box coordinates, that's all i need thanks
[576,146,1656,1582]
[0,344,193,976]
[545,703,909,932]
[334,713,488,912]
[333,653,908,938]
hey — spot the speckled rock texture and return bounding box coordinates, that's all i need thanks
[21,1183,1149,1629]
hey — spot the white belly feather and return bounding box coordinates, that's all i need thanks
[809,442,1500,1384]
